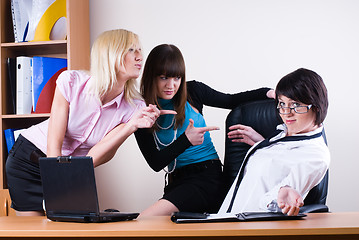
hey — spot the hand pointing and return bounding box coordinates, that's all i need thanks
[185,119,219,146]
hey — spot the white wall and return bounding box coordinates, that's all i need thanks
[90,0,359,213]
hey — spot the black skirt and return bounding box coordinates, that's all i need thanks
[162,159,224,213]
[5,135,46,211]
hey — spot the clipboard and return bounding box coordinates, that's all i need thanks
[171,211,306,223]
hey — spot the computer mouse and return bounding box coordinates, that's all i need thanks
[104,208,120,212]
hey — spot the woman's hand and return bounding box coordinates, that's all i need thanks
[277,186,304,216]
[266,89,276,99]
[128,104,176,130]
[227,124,264,146]
[185,119,219,146]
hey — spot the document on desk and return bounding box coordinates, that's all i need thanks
[171,212,307,223]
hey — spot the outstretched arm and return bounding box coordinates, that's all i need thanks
[135,128,191,172]
[47,87,69,157]
[187,80,273,113]
[89,105,175,167]
[259,146,329,215]
[135,118,219,172]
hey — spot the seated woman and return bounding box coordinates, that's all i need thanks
[219,68,330,216]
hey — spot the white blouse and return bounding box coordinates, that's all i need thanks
[218,124,330,214]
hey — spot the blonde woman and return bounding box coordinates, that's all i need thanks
[6,29,161,216]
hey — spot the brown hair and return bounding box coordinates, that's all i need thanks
[275,68,328,125]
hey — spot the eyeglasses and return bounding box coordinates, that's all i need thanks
[277,104,312,115]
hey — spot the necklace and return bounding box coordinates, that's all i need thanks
[156,115,175,130]
[153,129,177,173]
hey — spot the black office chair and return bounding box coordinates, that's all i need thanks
[222,99,329,213]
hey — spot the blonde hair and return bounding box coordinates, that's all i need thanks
[89,29,142,105]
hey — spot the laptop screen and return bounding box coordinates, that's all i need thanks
[39,156,100,215]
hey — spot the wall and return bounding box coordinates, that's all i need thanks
[90,0,359,213]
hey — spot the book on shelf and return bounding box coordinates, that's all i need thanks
[10,0,32,42]
[4,129,14,153]
[4,128,25,153]
[6,58,17,114]
[16,56,33,115]
[32,56,67,113]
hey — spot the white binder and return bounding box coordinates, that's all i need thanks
[16,56,33,114]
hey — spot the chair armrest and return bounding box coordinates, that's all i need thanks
[299,204,329,213]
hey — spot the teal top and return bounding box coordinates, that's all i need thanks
[134,80,271,172]
[154,99,218,169]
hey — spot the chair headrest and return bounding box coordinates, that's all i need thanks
[225,99,282,138]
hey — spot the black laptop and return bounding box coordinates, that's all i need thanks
[39,156,139,223]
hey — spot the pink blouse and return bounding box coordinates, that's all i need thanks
[22,70,145,156]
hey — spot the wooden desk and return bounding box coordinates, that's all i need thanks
[0,212,358,240]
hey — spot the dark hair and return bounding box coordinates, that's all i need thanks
[141,44,187,129]
[275,68,328,126]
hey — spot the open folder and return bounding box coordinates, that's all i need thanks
[171,211,306,223]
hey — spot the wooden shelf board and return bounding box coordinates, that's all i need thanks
[1,114,50,119]
[1,40,66,47]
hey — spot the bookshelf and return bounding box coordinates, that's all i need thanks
[0,0,90,188]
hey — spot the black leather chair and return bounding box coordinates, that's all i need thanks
[222,99,329,213]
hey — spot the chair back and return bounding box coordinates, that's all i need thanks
[223,99,329,206]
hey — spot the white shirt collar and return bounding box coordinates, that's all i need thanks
[270,123,324,142]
